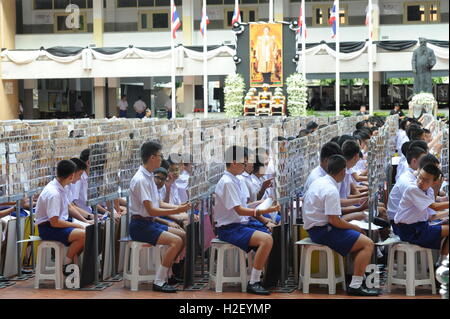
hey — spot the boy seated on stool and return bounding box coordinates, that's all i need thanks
[129,141,191,293]
[35,160,86,276]
[213,146,280,295]
[394,164,449,262]
[302,155,379,296]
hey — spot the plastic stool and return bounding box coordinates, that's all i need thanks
[123,241,162,291]
[386,243,436,296]
[296,238,346,294]
[34,241,68,289]
[209,238,247,293]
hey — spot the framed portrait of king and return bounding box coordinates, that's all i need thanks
[250,23,283,87]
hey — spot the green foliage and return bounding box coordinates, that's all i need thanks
[306,108,319,116]
[373,111,390,117]
[387,78,413,85]
[340,110,353,117]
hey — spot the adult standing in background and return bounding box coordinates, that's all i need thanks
[74,95,84,118]
[133,96,147,119]
[18,100,24,120]
[165,95,173,120]
[118,95,128,118]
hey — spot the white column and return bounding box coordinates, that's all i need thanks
[301,0,306,80]
[182,76,195,116]
[202,0,208,118]
[269,0,274,22]
[94,78,106,119]
[182,0,194,46]
[335,1,340,116]
[24,79,37,119]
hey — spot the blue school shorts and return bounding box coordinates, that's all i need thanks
[307,224,361,257]
[396,222,442,250]
[0,206,29,218]
[38,223,75,247]
[129,218,169,246]
[217,223,267,253]
[246,218,271,234]
[119,110,127,118]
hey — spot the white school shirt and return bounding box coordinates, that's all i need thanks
[387,167,416,221]
[395,157,408,182]
[339,169,353,199]
[302,175,342,230]
[73,171,92,213]
[129,166,160,218]
[213,171,249,227]
[35,178,70,225]
[159,183,182,205]
[133,100,147,113]
[237,173,251,203]
[175,170,189,203]
[304,165,327,194]
[394,184,435,224]
[118,100,128,111]
[238,172,257,202]
[396,129,409,154]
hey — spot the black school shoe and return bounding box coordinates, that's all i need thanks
[247,282,271,295]
[62,264,75,276]
[168,276,183,285]
[152,282,177,293]
[373,217,390,228]
[347,285,380,296]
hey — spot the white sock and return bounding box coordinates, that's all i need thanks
[154,266,169,286]
[64,256,72,265]
[249,268,262,285]
[349,276,364,289]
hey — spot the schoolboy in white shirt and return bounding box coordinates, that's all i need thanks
[302,155,379,296]
[129,141,191,293]
[394,164,449,259]
[213,146,280,295]
[387,147,427,233]
[35,160,86,276]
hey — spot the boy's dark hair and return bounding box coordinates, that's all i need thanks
[160,159,170,170]
[423,128,431,134]
[410,140,428,152]
[407,124,425,141]
[370,126,379,133]
[225,146,248,167]
[329,136,340,144]
[306,121,318,131]
[327,155,347,175]
[80,149,91,162]
[298,129,310,138]
[253,148,267,173]
[70,158,87,171]
[406,147,426,165]
[141,141,162,164]
[320,142,343,162]
[355,121,366,130]
[338,135,356,148]
[399,118,409,130]
[354,130,370,142]
[154,167,168,177]
[419,153,439,169]
[401,141,412,157]
[359,127,372,137]
[341,140,360,161]
[56,160,76,179]
[318,124,328,129]
[422,164,442,181]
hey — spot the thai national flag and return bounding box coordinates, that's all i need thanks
[200,5,210,36]
[231,1,241,25]
[171,2,181,39]
[365,4,373,39]
[328,0,337,38]
[297,5,307,38]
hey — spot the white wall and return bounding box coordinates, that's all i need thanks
[379,24,449,41]
[15,33,94,49]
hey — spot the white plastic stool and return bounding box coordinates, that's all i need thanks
[209,239,247,293]
[34,241,68,289]
[386,243,436,296]
[296,238,346,294]
[123,241,162,291]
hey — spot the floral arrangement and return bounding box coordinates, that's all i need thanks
[409,93,437,118]
[224,73,245,117]
[286,73,308,117]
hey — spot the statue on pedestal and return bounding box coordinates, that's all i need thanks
[412,38,436,94]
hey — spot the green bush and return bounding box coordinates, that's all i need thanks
[437,113,448,121]
[373,111,390,117]
[340,110,353,117]
[306,109,319,116]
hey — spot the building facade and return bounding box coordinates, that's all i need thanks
[1,0,449,120]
